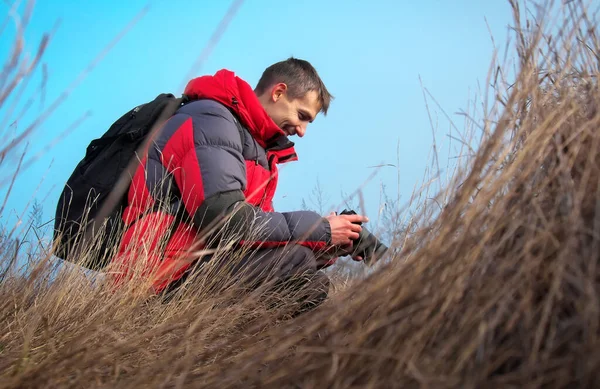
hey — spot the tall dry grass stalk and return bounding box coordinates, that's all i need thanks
[2,0,600,387]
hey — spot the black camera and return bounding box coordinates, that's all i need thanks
[339,209,388,264]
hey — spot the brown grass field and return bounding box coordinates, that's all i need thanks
[2,0,600,387]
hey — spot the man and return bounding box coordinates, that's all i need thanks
[110,57,368,307]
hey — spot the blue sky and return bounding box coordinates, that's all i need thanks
[0,1,515,236]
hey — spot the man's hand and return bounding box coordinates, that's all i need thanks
[315,212,370,269]
[325,211,369,246]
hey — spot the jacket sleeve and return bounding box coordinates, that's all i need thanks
[168,100,332,252]
[230,204,333,251]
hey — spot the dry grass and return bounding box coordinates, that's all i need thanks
[2,0,600,387]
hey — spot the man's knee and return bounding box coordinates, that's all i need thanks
[279,246,330,298]
[277,244,318,278]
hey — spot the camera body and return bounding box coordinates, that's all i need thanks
[339,209,388,265]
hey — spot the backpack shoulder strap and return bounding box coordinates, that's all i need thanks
[231,115,245,146]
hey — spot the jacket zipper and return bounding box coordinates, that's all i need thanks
[260,154,276,207]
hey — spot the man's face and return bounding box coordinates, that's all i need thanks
[260,83,321,138]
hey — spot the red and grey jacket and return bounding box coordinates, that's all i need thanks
[121,69,332,252]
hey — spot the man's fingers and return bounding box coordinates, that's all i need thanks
[342,214,369,223]
[349,223,362,233]
[328,213,369,246]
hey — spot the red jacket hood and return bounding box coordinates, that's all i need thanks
[183,69,297,162]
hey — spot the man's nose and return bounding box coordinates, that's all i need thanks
[296,124,306,137]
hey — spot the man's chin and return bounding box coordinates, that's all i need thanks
[280,125,295,137]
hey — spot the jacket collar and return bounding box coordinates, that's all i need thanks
[265,134,298,163]
[183,69,298,163]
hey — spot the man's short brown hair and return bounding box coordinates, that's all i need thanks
[255,57,334,115]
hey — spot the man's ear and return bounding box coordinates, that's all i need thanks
[270,83,288,102]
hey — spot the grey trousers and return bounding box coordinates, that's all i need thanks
[162,244,330,315]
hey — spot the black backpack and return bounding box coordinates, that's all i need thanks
[53,93,189,271]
